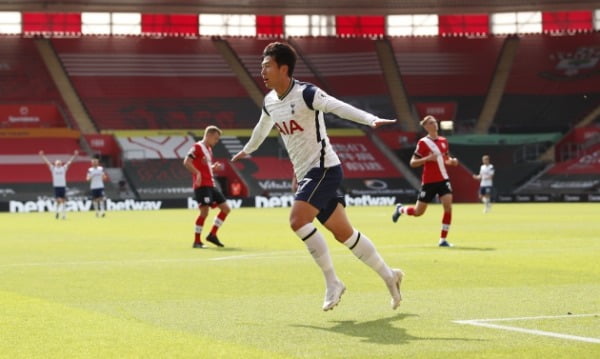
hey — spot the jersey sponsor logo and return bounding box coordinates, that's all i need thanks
[274,119,304,135]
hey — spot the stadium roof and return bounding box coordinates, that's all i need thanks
[1,0,597,15]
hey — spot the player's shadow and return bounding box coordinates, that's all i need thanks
[293,313,481,345]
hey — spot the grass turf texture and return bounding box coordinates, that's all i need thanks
[1,203,599,358]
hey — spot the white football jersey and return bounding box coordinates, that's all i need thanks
[87,166,105,189]
[51,165,68,187]
[478,164,495,187]
[242,80,378,180]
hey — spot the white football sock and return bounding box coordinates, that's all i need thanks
[344,229,393,282]
[295,223,338,286]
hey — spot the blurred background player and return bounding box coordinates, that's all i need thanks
[473,155,495,213]
[39,149,78,219]
[87,158,108,217]
[231,42,402,311]
[184,125,230,248]
[392,115,459,247]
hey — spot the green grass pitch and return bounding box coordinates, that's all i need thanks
[1,203,599,358]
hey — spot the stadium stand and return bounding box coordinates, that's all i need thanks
[0,38,68,113]
[496,32,600,133]
[516,125,600,197]
[389,36,505,132]
[51,37,258,130]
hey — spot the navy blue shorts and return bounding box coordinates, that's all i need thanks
[295,165,345,224]
[418,180,452,203]
[91,188,105,199]
[194,186,226,207]
[54,187,66,199]
[479,186,493,196]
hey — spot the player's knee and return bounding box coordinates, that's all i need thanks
[289,216,309,232]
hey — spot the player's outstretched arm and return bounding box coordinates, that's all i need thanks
[231,151,250,162]
[371,118,397,129]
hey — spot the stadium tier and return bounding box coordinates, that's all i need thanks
[51,37,257,130]
[0,37,71,128]
[226,37,322,91]
[390,36,504,97]
[496,32,600,133]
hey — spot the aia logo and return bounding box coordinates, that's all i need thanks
[275,120,304,135]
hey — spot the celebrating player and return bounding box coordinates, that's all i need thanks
[184,125,230,248]
[39,149,78,219]
[87,158,108,217]
[473,154,495,213]
[391,115,459,247]
[231,42,403,311]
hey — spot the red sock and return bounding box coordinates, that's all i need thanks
[194,215,206,243]
[209,211,228,236]
[441,211,452,240]
[403,206,416,216]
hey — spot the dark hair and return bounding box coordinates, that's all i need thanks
[262,42,297,77]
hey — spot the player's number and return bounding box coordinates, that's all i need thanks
[296,178,312,193]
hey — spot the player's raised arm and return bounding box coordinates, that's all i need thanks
[65,150,79,167]
[39,150,52,167]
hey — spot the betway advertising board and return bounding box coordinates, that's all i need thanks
[2,194,400,213]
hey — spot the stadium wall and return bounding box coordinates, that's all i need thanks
[2,192,599,213]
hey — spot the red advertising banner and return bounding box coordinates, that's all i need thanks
[414,102,456,122]
[0,104,64,128]
[84,134,119,156]
[330,137,401,178]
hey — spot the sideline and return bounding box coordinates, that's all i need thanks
[454,313,600,344]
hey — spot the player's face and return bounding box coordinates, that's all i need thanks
[207,132,220,146]
[423,118,439,133]
[55,160,62,167]
[261,56,286,90]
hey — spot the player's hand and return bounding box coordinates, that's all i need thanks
[212,161,224,171]
[445,157,458,166]
[231,151,249,162]
[39,150,44,155]
[74,150,79,155]
[371,118,397,129]
[425,153,438,162]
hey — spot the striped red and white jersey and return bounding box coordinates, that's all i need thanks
[414,136,451,184]
[187,141,215,188]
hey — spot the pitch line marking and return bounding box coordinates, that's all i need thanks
[454,313,600,344]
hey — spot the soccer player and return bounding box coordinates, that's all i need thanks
[39,149,78,219]
[391,115,459,247]
[231,42,403,311]
[184,125,230,249]
[86,158,108,217]
[473,155,494,213]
